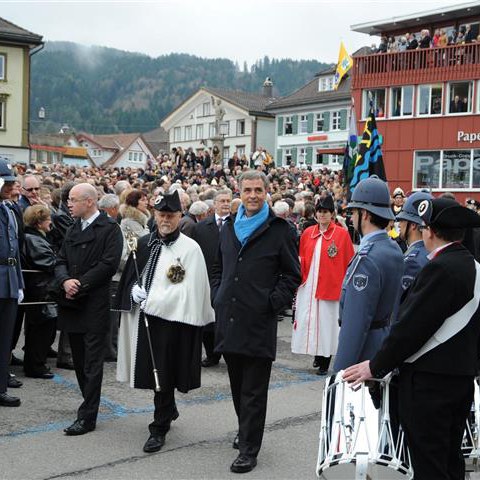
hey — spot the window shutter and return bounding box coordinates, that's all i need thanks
[276,149,283,166]
[307,113,314,134]
[340,109,347,130]
[277,117,284,136]
[292,115,299,135]
[322,112,330,131]
[291,148,298,164]
[306,147,313,165]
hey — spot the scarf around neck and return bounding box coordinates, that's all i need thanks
[234,202,269,246]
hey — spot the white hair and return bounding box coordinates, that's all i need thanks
[189,200,209,216]
[98,194,119,209]
[273,200,290,217]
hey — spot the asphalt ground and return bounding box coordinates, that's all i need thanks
[2,319,480,480]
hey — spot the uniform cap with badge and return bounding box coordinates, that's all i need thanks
[396,191,433,225]
[417,197,480,229]
[392,187,405,198]
[347,176,395,221]
[0,157,16,182]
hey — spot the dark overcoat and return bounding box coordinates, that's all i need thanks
[211,211,301,360]
[191,215,220,281]
[54,212,123,333]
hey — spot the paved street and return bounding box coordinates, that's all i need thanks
[3,319,480,480]
[1,319,325,480]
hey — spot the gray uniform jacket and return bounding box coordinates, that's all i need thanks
[400,240,429,300]
[333,231,404,371]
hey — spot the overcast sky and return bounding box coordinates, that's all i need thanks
[0,0,472,65]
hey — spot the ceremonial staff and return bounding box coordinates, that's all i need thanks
[125,228,161,392]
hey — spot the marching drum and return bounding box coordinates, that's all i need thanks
[316,372,413,480]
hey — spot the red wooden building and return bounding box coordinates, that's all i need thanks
[351,2,480,202]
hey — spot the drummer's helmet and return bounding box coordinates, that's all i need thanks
[0,157,16,182]
[347,176,394,221]
[396,191,433,225]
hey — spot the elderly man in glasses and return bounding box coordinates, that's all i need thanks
[18,175,44,211]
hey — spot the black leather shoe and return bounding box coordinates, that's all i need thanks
[201,357,220,368]
[313,357,321,368]
[143,434,165,453]
[25,372,55,379]
[64,419,95,436]
[10,354,23,366]
[0,392,21,407]
[230,454,257,473]
[8,374,22,388]
[232,434,239,449]
[47,348,58,358]
[57,362,75,370]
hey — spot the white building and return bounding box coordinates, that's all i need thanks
[77,132,155,169]
[160,84,276,162]
[266,67,351,170]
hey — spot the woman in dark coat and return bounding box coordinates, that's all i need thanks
[22,205,57,378]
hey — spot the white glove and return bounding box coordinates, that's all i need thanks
[18,289,24,304]
[131,284,147,304]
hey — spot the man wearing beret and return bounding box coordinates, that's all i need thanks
[114,191,214,453]
[344,197,480,479]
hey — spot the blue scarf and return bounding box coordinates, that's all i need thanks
[234,202,269,246]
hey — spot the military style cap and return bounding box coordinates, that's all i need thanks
[392,187,405,198]
[396,191,433,225]
[153,190,182,212]
[315,195,335,212]
[348,176,395,221]
[0,157,16,182]
[417,197,480,229]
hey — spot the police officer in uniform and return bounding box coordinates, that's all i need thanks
[0,159,24,407]
[344,197,480,480]
[333,176,404,371]
[396,191,432,300]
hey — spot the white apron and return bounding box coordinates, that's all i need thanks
[291,235,340,357]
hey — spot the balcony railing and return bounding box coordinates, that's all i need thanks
[352,43,480,89]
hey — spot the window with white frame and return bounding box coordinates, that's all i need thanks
[315,113,324,132]
[330,154,341,165]
[185,125,192,141]
[418,84,443,116]
[128,152,133,161]
[298,147,306,164]
[220,121,229,136]
[236,120,245,135]
[391,86,414,117]
[318,76,334,92]
[363,89,386,118]
[196,124,204,140]
[316,152,325,165]
[284,148,292,165]
[174,127,181,142]
[448,81,473,114]
[202,102,210,116]
[138,152,144,162]
[284,116,293,135]
[299,115,308,134]
[331,111,341,131]
[413,149,480,190]
[209,122,216,138]
[0,55,5,81]
[236,145,245,156]
[0,99,5,129]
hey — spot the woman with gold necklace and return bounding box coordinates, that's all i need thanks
[291,195,354,375]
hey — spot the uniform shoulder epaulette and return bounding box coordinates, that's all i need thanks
[405,249,419,260]
[358,243,373,256]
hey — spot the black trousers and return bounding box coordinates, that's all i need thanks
[10,304,24,351]
[223,353,272,457]
[105,281,119,359]
[69,331,107,425]
[24,307,56,375]
[202,329,220,362]
[0,299,17,393]
[149,389,178,435]
[398,369,473,480]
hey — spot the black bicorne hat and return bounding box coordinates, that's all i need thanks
[154,190,182,212]
[417,197,480,229]
[315,195,335,212]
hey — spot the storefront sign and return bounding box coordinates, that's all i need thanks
[308,135,328,142]
[458,131,480,144]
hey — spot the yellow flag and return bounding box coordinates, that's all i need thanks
[333,42,353,90]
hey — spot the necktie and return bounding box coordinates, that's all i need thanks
[217,217,223,231]
[81,220,88,231]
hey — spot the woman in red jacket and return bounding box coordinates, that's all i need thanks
[291,195,354,375]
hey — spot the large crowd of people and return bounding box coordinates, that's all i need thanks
[2,147,480,477]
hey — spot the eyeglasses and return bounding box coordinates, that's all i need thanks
[25,187,40,192]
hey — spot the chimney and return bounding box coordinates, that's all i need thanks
[263,77,273,97]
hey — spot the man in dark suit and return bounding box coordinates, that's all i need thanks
[192,188,232,367]
[211,171,300,473]
[344,197,480,480]
[55,183,122,435]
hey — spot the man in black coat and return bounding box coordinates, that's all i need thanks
[344,197,480,480]
[211,171,300,474]
[54,183,122,436]
[192,188,232,367]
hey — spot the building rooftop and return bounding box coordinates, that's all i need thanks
[0,17,43,47]
[351,1,480,36]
